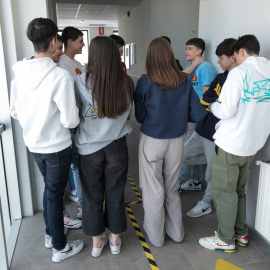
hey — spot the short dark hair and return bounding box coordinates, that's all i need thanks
[109,34,125,46]
[56,34,63,43]
[61,27,83,47]
[27,18,58,53]
[215,38,236,57]
[232,34,260,55]
[161,36,171,44]
[186,38,205,55]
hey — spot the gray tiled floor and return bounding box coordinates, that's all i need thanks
[11,114,270,270]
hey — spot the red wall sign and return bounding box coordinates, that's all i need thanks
[99,27,104,35]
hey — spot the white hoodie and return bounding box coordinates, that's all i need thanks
[212,56,270,156]
[10,57,80,153]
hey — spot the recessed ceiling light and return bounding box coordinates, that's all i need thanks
[80,20,85,23]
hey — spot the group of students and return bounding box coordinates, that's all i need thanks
[10,16,270,264]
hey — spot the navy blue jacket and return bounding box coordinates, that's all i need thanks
[196,71,228,142]
[134,75,203,139]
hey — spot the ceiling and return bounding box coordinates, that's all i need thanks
[57,3,137,28]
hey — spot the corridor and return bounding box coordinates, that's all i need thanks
[10,113,270,270]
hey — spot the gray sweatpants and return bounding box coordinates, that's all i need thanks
[138,133,185,247]
[182,131,215,204]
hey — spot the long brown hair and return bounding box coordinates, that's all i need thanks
[86,36,134,118]
[146,38,185,89]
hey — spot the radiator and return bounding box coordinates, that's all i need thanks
[255,160,270,242]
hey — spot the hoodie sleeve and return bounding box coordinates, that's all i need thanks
[188,83,203,123]
[74,81,83,109]
[53,78,80,128]
[211,69,242,119]
[134,76,147,123]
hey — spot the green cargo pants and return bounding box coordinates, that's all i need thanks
[212,146,254,245]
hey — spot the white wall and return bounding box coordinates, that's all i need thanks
[198,0,270,236]
[118,0,200,81]
[89,27,116,41]
[199,0,270,73]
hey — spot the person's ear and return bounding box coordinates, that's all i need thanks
[239,48,245,57]
[50,36,56,48]
[197,48,202,56]
[68,39,73,47]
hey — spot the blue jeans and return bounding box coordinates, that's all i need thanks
[79,136,128,236]
[31,146,71,250]
[68,129,83,207]
[179,122,201,185]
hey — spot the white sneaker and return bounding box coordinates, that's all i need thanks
[109,234,121,255]
[236,235,248,247]
[199,232,236,253]
[91,235,108,258]
[69,189,78,203]
[77,206,82,219]
[52,240,84,263]
[45,227,68,249]
[181,179,202,191]
[187,201,212,217]
[64,212,82,229]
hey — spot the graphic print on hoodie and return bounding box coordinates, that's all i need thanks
[211,56,270,156]
[241,74,270,104]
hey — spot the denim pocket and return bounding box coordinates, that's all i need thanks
[46,153,59,167]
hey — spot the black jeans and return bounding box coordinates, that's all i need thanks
[31,146,71,250]
[79,136,128,236]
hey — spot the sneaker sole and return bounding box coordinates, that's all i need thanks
[52,242,84,263]
[236,240,248,247]
[91,239,108,258]
[199,240,237,253]
[187,207,212,218]
[64,224,82,230]
[215,248,237,253]
[181,187,202,191]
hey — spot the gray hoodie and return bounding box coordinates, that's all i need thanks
[74,73,132,155]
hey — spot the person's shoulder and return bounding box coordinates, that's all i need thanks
[137,75,149,84]
[200,60,215,70]
[58,54,68,62]
[216,71,228,79]
[53,66,73,80]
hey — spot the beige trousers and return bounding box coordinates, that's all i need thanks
[138,133,185,247]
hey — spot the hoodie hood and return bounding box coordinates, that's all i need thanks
[12,57,57,91]
[246,56,270,78]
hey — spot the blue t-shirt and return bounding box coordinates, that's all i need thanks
[185,61,216,99]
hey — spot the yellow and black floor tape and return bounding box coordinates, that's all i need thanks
[125,204,159,270]
[127,175,142,202]
[125,175,159,270]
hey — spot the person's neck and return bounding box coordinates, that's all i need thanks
[64,49,75,59]
[34,51,52,59]
[191,56,205,65]
[228,63,238,72]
